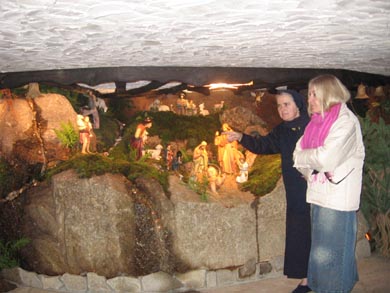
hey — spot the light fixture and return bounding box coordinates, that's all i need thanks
[206,81,253,90]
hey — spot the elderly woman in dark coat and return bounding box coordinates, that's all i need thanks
[225,90,311,293]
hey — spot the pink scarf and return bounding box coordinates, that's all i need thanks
[301,103,342,149]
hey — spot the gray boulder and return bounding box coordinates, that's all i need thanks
[22,170,136,278]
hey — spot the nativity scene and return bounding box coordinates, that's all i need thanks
[0,81,388,293]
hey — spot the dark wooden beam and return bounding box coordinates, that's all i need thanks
[157,83,188,95]
[115,81,127,93]
[1,66,389,91]
[187,86,211,96]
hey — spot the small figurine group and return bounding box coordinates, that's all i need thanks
[164,145,183,172]
[192,141,224,194]
[129,117,183,171]
[129,117,250,196]
[142,143,182,171]
[191,133,249,195]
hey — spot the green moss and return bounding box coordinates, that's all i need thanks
[93,114,120,152]
[45,153,169,193]
[10,87,27,97]
[0,238,30,270]
[46,154,114,179]
[108,138,131,161]
[126,111,221,148]
[240,154,282,197]
[109,111,222,160]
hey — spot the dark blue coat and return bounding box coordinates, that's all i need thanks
[240,113,311,279]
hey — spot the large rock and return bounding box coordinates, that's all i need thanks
[168,175,286,271]
[0,94,77,165]
[34,94,78,158]
[21,170,136,278]
[220,106,266,133]
[171,200,257,270]
[0,98,33,155]
[19,170,287,278]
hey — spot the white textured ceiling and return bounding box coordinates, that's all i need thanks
[1,0,389,76]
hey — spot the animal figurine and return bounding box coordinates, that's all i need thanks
[144,144,164,160]
[96,98,108,112]
[251,91,265,107]
[158,104,171,111]
[199,103,209,116]
[149,99,161,111]
[213,101,225,112]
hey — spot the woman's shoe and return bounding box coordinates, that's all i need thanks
[292,284,312,293]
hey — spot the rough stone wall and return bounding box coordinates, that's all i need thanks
[18,170,370,279]
[1,168,372,292]
[21,170,136,278]
[19,170,286,277]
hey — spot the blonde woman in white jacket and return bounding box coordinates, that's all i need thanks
[293,75,365,293]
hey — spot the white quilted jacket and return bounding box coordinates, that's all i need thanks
[293,104,365,211]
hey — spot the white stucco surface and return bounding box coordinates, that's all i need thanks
[0,0,389,76]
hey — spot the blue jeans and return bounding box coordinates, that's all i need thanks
[308,205,358,293]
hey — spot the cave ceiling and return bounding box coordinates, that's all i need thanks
[1,0,390,97]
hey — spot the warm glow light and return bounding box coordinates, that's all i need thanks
[365,232,371,241]
[206,81,253,90]
[208,83,238,90]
